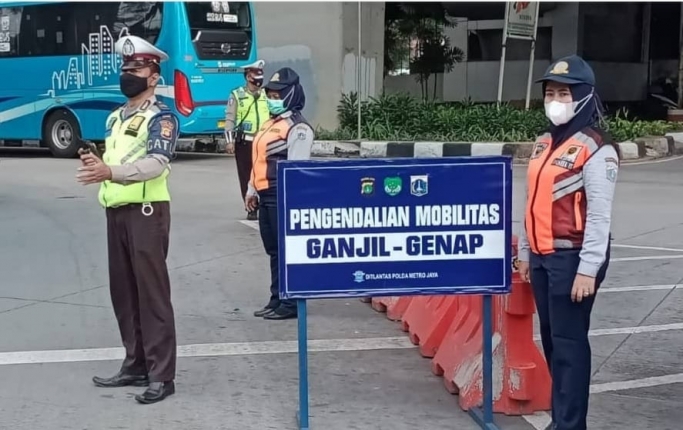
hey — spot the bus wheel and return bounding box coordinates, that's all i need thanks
[43,110,82,158]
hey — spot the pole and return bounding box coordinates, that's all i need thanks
[497,2,510,106]
[524,4,540,110]
[678,2,683,108]
[297,300,310,430]
[357,1,362,140]
[467,294,501,430]
[482,295,494,424]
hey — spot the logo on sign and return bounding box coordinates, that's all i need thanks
[383,176,402,196]
[514,2,530,13]
[352,271,366,283]
[410,175,428,197]
[360,177,375,196]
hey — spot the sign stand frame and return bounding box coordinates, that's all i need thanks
[294,295,502,430]
[296,299,310,430]
[279,156,513,430]
[467,295,501,430]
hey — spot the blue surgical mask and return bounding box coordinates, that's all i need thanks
[267,98,286,115]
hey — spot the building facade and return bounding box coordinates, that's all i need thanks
[255,2,677,130]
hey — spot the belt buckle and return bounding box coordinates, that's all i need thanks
[141,203,154,217]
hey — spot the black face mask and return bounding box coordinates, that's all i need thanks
[120,73,149,98]
[248,76,264,87]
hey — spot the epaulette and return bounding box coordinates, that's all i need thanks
[154,100,171,111]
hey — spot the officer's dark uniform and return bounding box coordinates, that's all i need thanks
[248,68,315,320]
[519,56,619,430]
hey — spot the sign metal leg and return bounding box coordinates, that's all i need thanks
[297,299,310,430]
[468,295,501,430]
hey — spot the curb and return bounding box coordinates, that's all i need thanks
[312,137,680,161]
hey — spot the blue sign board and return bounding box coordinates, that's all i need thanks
[276,156,513,300]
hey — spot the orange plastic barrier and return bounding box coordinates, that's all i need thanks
[429,235,552,415]
[400,295,461,358]
[370,296,413,321]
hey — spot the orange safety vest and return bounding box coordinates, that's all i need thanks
[524,128,612,255]
[250,115,295,192]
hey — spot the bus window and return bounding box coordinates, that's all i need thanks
[75,2,163,47]
[184,2,251,31]
[0,7,21,57]
[113,2,163,44]
[183,2,252,61]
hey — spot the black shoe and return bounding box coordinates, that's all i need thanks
[263,307,297,320]
[93,371,149,388]
[135,381,175,404]
[247,211,258,221]
[253,306,276,317]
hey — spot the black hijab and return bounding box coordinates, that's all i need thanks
[545,82,604,148]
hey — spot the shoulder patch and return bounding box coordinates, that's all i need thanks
[159,119,176,139]
[605,155,619,183]
[606,163,618,183]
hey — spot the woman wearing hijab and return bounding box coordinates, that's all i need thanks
[245,67,314,321]
[517,55,619,430]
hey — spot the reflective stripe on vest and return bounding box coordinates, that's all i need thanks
[524,130,606,255]
[250,117,293,191]
[232,88,270,136]
[97,107,170,208]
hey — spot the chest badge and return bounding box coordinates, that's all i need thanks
[530,142,548,160]
[127,115,145,132]
[551,145,583,169]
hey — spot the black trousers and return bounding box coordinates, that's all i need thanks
[106,202,177,383]
[529,247,610,430]
[257,194,296,312]
[234,139,255,212]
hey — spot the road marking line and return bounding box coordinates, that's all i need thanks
[622,154,683,166]
[522,412,551,430]
[590,373,683,394]
[601,284,677,293]
[612,244,683,253]
[0,336,415,366]
[587,322,683,337]
[524,371,683,428]
[3,321,681,367]
[531,322,683,342]
[239,220,259,231]
[610,254,683,262]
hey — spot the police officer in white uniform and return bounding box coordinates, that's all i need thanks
[77,34,178,405]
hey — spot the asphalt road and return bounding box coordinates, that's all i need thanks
[1,148,682,430]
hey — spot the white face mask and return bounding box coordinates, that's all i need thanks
[544,91,594,126]
[544,101,574,126]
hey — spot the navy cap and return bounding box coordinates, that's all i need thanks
[265,67,300,91]
[536,55,595,86]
